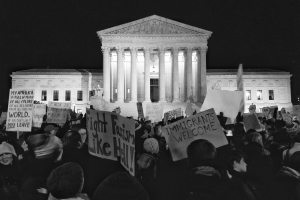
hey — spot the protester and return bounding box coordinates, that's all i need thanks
[0,142,23,200]
[47,162,89,200]
[44,125,59,136]
[92,172,149,200]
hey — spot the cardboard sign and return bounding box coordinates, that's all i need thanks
[262,107,270,118]
[162,108,228,161]
[145,103,164,123]
[46,101,71,124]
[0,112,7,124]
[200,89,244,124]
[136,102,144,118]
[32,104,46,128]
[6,89,35,132]
[243,113,261,132]
[165,108,181,121]
[86,109,135,176]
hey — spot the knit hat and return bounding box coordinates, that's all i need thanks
[143,138,159,154]
[27,134,62,159]
[92,172,149,200]
[0,142,17,157]
[44,124,59,133]
[47,162,84,199]
[286,122,300,139]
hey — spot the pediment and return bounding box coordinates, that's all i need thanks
[97,15,212,36]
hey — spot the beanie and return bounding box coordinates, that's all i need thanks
[286,122,300,139]
[92,172,149,200]
[47,162,84,199]
[27,134,62,159]
[0,142,17,157]
[143,138,159,154]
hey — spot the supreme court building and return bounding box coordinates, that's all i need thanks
[10,15,293,115]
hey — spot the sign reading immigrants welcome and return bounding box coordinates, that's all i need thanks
[162,108,228,161]
[86,109,135,176]
[6,89,35,132]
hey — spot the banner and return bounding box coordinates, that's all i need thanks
[86,109,135,176]
[243,113,261,132]
[46,101,71,124]
[162,108,228,161]
[200,89,244,124]
[6,89,35,132]
[145,103,164,123]
[32,104,46,128]
[136,102,144,118]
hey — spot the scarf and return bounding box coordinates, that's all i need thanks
[193,166,221,178]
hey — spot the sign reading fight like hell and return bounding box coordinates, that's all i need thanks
[6,89,35,132]
[86,109,135,176]
[162,108,228,161]
[46,101,71,124]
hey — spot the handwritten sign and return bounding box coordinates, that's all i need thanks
[162,108,228,161]
[32,104,46,128]
[243,113,261,132]
[145,103,164,123]
[164,108,181,121]
[46,101,71,124]
[136,102,144,118]
[86,109,135,176]
[6,89,35,132]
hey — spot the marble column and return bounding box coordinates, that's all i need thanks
[101,46,110,102]
[199,46,208,102]
[130,47,137,102]
[159,48,166,102]
[186,48,193,101]
[144,48,151,102]
[116,47,124,102]
[172,48,180,102]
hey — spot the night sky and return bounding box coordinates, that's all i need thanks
[1,0,300,106]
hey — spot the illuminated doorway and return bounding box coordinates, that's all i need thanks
[150,79,159,102]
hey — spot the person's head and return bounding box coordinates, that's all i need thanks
[155,124,162,137]
[244,132,263,146]
[92,172,149,200]
[44,124,59,136]
[47,162,84,199]
[26,134,63,161]
[63,130,83,149]
[226,150,247,174]
[71,124,87,144]
[0,142,16,165]
[287,151,300,172]
[187,139,217,168]
[143,138,159,154]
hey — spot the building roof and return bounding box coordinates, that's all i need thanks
[12,68,103,75]
[207,68,290,75]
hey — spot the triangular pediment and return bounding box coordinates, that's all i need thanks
[97,15,212,35]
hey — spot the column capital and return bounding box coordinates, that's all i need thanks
[158,47,166,53]
[101,46,110,53]
[186,47,193,54]
[200,46,208,53]
[171,47,180,54]
[129,47,138,53]
[143,47,151,53]
[116,47,124,52]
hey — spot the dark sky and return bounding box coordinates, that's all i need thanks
[1,0,300,106]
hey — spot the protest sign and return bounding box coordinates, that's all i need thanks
[262,107,270,118]
[249,105,256,114]
[136,102,144,118]
[200,89,244,124]
[185,102,193,117]
[46,101,71,124]
[6,89,34,132]
[145,103,164,123]
[86,109,135,176]
[32,104,46,128]
[162,108,228,161]
[243,113,261,132]
[164,108,181,121]
[0,112,7,124]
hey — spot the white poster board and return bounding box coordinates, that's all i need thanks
[46,101,71,124]
[6,89,35,132]
[145,103,164,123]
[32,104,47,128]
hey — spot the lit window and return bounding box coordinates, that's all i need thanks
[89,90,95,98]
[269,90,274,100]
[246,90,251,100]
[257,90,263,100]
[53,90,59,101]
[65,90,71,101]
[77,90,83,101]
[41,90,47,101]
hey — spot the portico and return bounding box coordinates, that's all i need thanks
[97,15,212,103]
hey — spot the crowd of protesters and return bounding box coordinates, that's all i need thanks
[1,104,300,200]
